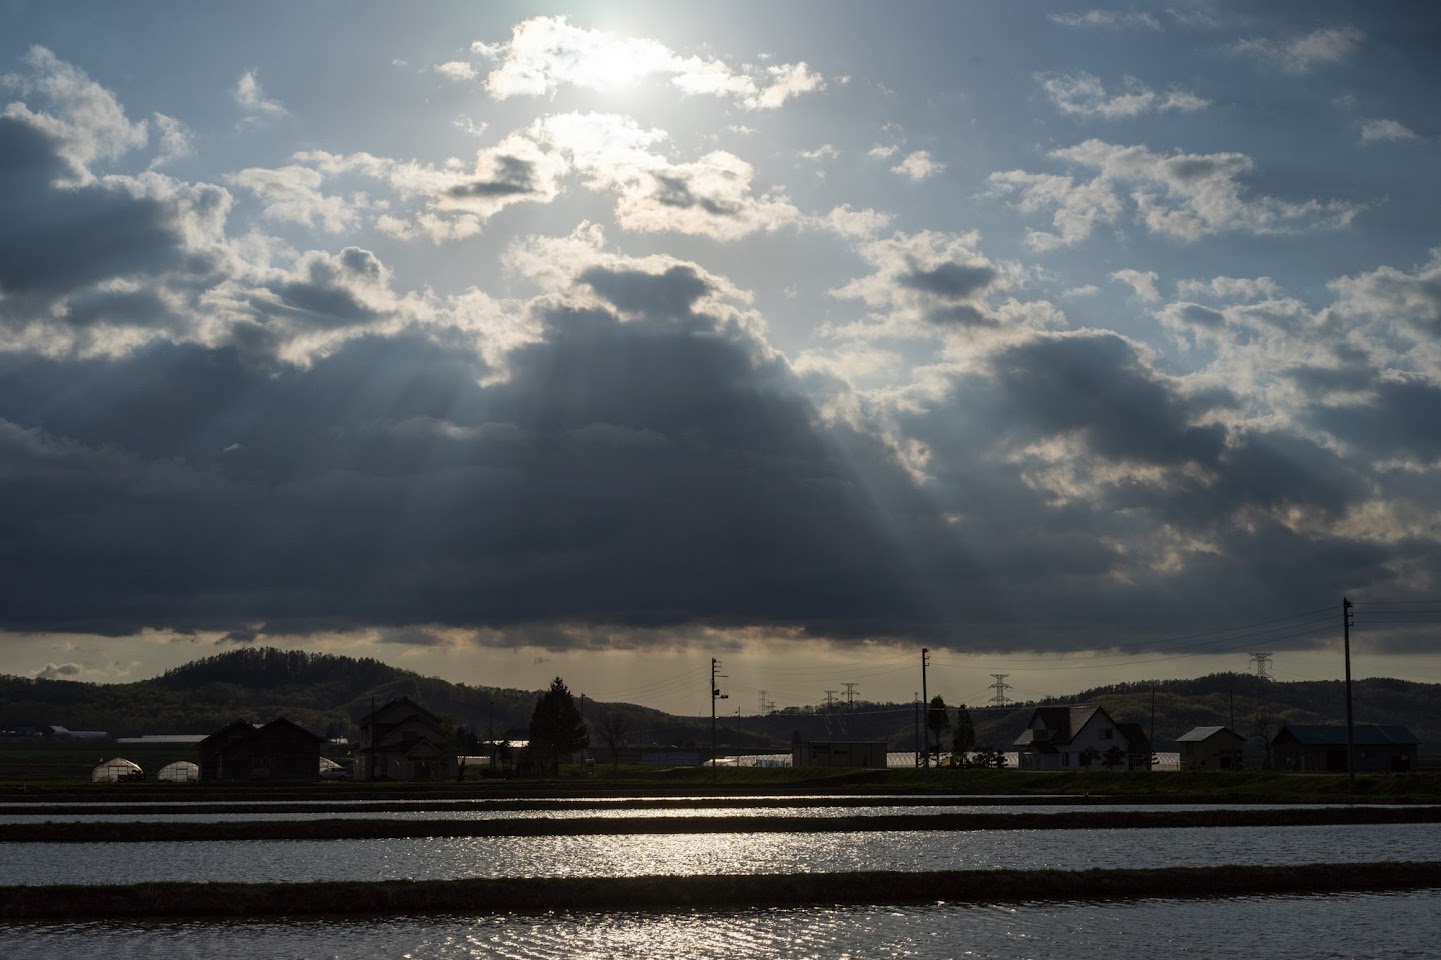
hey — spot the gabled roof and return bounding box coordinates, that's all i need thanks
[1273,724,1418,747]
[1115,722,1151,753]
[199,719,257,749]
[1014,705,1108,747]
[1176,725,1242,743]
[359,695,444,727]
[201,717,322,752]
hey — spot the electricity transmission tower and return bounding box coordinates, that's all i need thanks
[842,682,858,711]
[988,674,1011,707]
[1249,652,1273,680]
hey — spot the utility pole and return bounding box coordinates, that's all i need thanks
[921,648,930,777]
[735,705,743,763]
[1149,687,1156,770]
[989,674,1010,707]
[913,692,920,768]
[711,658,728,776]
[1343,597,1356,793]
[843,682,858,711]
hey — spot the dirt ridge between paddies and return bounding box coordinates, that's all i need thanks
[5,805,1441,843]
[4,863,1441,920]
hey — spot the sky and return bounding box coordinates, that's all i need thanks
[3,1,1441,717]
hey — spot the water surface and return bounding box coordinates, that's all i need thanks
[2,890,1434,959]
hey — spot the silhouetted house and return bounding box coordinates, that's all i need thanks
[1271,724,1419,773]
[792,741,888,768]
[1014,705,1147,770]
[198,717,324,781]
[1176,726,1245,771]
[1114,722,1154,771]
[354,696,455,781]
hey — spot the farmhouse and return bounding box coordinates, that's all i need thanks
[354,696,456,781]
[1014,705,1151,770]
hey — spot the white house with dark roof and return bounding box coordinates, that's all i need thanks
[1176,725,1245,771]
[1014,705,1150,771]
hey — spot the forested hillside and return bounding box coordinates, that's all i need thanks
[3,654,1437,754]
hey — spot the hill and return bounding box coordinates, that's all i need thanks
[0,648,708,748]
[3,653,1437,756]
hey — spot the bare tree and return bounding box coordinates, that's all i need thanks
[596,708,634,766]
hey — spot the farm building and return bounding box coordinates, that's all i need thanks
[791,741,888,768]
[1176,726,1245,770]
[198,717,325,781]
[1271,724,1419,773]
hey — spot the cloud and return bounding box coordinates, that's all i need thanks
[472,16,825,110]
[1109,268,1160,301]
[2,45,148,181]
[829,229,1019,334]
[1360,119,1420,144]
[234,70,288,122]
[1175,276,1281,301]
[226,165,370,232]
[1039,73,1209,119]
[0,259,953,641]
[452,114,488,138]
[433,61,478,82]
[989,139,1363,248]
[1234,27,1363,74]
[1048,10,1162,30]
[891,150,945,181]
[35,662,83,679]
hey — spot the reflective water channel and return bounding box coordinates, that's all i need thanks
[2,822,1436,885]
[3,890,1436,959]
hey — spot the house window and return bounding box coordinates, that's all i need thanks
[1061,752,1070,767]
[252,756,271,777]
[1101,729,1113,740]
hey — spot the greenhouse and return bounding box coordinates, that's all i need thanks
[157,760,200,782]
[90,758,144,782]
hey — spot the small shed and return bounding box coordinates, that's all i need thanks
[792,741,888,768]
[1176,726,1245,771]
[1271,724,1419,773]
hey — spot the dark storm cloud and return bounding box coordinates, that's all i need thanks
[0,117,184,302]
[1309,379,1441,461]
[579,264,711,319]
[991,332,1226,466]
[0,287,960,640]
[446,154,537,198]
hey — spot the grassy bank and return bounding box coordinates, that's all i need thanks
[3,863,1440,920]
[5,767,1441,804]
[5,805,1441,843]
